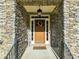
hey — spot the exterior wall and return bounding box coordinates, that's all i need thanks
[76,0,79,58]
[50,2,64,59]
[15,4,29,59]
[0,0,15,59]
[64,44,74,59]
[64,0,79,59]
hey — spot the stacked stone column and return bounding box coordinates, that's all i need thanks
[0,0,5,58]
[76,0,79,58]
[0,0,15,59]
[64,0,79,59]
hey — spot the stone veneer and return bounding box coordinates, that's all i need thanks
[0,0,15,59]
[50,2,64,59]
[15,4,29,59]
[64,0,79,59]
[76,0,79,58]
[64,44,74,59]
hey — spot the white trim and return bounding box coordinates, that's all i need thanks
[30,14,50,46]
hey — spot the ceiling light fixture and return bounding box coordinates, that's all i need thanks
[37,5,42,16]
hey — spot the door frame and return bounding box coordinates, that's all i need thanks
[30,14,50,46]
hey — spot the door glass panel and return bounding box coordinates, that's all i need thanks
[31,21,33,40]
[35,20,45,32]
[46,21,48,41]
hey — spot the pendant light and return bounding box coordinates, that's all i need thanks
[37,5,42,16]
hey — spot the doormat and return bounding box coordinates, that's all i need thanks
[33,46,46,50]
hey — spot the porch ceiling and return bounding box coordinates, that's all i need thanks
[16,0,63,13]
[23,5,56,13]
[16,0,62,6]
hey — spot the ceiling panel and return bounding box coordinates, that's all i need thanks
[24,5,56,13]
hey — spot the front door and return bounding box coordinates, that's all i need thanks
[35,20,45,44]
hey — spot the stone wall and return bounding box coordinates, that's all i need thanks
[50,2,64,59]
[64,44,74,59]
[0,0,15,59]
[15,4,29,59]
[76,0,79,58]
[64,0,79,59]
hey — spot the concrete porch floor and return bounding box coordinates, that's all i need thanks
[21,46,59,59]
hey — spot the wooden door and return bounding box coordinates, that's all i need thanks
[35,20,45,43]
